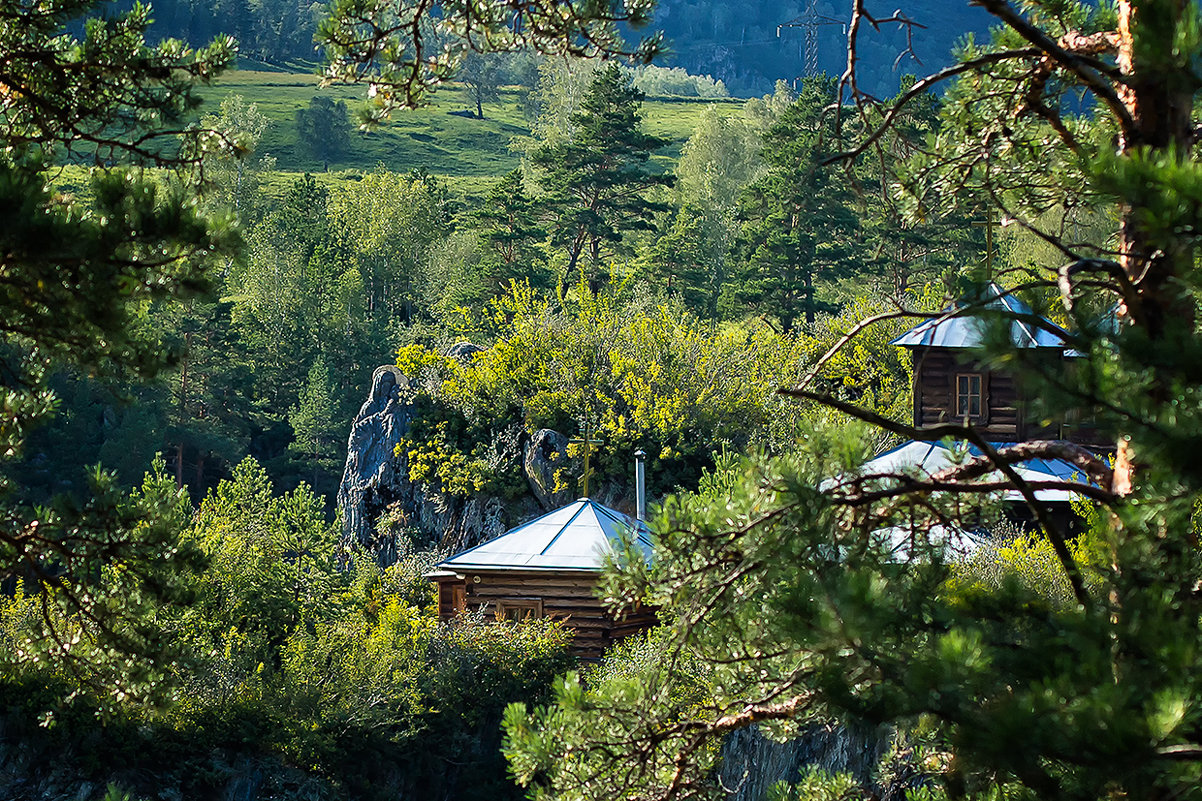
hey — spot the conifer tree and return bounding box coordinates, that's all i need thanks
[503,3,1202,800]
[731,75,860,330]
[0,0,235,702]
[475,169,551,291]
[289,357,342,486]
[639,205,720,314]
[529,64,675,292]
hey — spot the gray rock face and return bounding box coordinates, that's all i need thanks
[718,723,902,801]
[524,429,575,510]
[447,341,485,360]
[337,366,414,565]
[338,366,555,564]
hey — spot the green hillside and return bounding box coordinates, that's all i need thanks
[198,69,742,179]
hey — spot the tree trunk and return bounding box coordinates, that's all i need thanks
[561,228,588,295]
[1111,0,1195,494]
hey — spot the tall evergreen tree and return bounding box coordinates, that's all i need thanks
[639,204,720,315]
[289,357,341,490]
[503,4,1202,801]
[0,0,235,703]
[730,76,860,330]
[475,169,551,292]
[530,64,675,292]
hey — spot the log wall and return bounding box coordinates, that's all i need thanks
[432,570,656,660]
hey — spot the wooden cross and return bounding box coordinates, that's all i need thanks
[971,212,998,280]
[569,420,603,497]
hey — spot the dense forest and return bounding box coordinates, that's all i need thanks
[6,1,1202,801]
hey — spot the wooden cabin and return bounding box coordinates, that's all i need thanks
[892,283,1106,447]
[855,284,1106,542]
[426,498,656,660]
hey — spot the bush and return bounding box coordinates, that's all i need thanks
[0,458,574,801]
[631,66,729,98]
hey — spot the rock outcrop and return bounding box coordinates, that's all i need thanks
[338,362,645,564]
[523,428,575,510]
[337,366,414,565]
[717,723,910,801]
[338,366,571,564]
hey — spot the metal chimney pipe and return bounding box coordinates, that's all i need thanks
[634,449,646,522]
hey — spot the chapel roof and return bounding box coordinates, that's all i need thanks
[437,497,653,573]
[891,282,1072,350]
[858,439,1093,503]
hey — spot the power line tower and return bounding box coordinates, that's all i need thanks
[777,1,845,78]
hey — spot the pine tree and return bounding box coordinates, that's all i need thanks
[731,76,860,330]
[0,0,235,704]
[530,64,675,292]
[475,169,551,292]
[503,4,1202,801]
[639,205,720,315]
[289,357,342,487]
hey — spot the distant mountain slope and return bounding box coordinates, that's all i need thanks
[131,0,995,99]
[652,0,996,97]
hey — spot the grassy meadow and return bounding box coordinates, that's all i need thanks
[197,69,742,192]
[51,69,740,207]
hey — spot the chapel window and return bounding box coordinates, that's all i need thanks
[496,598,544,621]
[956,373,983,420]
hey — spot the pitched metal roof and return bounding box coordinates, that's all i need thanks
[891,283,1072,350]
[438,498,653,572]
[859,439,1093,502]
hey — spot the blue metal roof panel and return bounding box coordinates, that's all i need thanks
[891,283,1071,350]
[858,439,1095,502]
[438,498,652,572]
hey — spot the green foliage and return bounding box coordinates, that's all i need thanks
[951,524,1108,611]
[0,0,235,698]
[289,356,343,478]
[631,66,728,99]
[318,0,660,116]
[768,769,862,801]
[530,64,675,290]
[0,455,574,799]
[638,204,722,314]
[200,93,276,219]
[326,166,450,323]
[395,281,809,499]
[295,96,351,167]
[459,52,504,119]
[475,169,553,294]
[800,287,942,425]
[504,629,714,801]
[731,76,861,330]
[0,460,200,714]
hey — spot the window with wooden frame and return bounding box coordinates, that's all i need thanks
[496,598,544,621]
[438,582,468,615]
[955,373,983,420]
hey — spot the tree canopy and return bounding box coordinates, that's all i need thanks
[501,3,1202,800]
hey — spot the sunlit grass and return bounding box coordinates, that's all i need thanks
[195,69,744,177]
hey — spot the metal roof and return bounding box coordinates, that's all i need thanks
[891,283,1072,350]
[438,498,653,573]
[859,439,1093,502]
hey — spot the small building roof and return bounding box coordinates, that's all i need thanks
[891,283,1072,350]
[859,439,1093,502]
[437,498,653,573]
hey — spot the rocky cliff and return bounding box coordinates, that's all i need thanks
[337,365,630,564]
[718,722,921,801]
